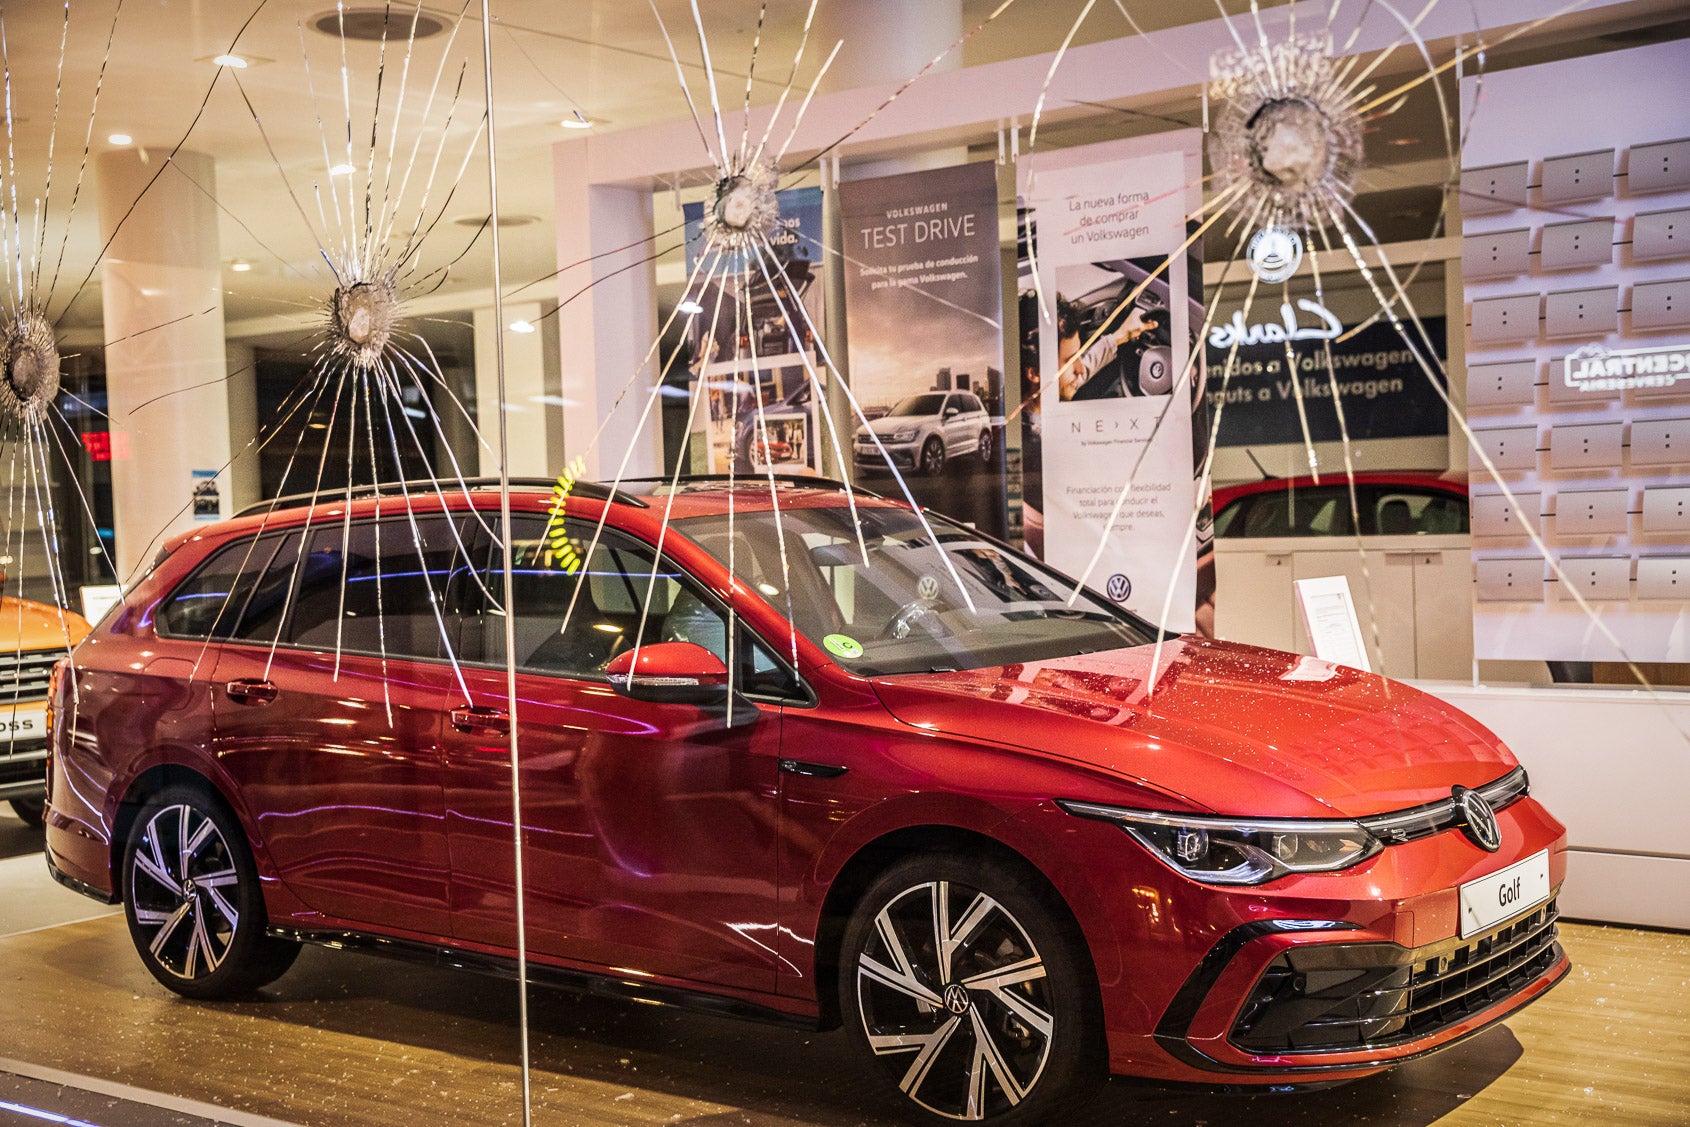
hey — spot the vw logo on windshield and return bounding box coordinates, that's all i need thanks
[1105,573,1132,603]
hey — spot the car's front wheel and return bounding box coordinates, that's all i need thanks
[122,785,299,999]
[8,797,44,829]
[977,429,993,465]
[920,436,946,475]
[839,854,1104,1123]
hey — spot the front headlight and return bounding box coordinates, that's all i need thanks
[890,427,918,442]
[1057,800,1382,885]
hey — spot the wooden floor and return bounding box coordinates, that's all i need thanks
[0,915,1684,1126]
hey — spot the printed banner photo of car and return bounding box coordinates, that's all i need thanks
[854,391,994,476]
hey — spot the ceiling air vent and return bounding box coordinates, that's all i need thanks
[310,7,450,41]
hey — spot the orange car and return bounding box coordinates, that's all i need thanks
[1,594,91,828]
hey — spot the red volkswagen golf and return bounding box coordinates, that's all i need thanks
[44,478,1566,1124]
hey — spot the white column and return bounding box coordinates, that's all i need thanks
[98,150,232,580]
[553,149,661,482]
[473,301,553,478]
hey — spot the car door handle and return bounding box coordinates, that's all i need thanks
[451,706,510,735]
[224,679,278,706]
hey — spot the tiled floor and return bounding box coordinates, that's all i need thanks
[1,805,1685,1126]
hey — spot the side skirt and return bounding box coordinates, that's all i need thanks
[266,926,821,1031]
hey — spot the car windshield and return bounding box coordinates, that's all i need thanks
[675,505,1160,675]
[887,393,946,417]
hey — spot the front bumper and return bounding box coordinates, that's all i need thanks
[1007,789,1570,1085]
[0,739,47,801]
[1157,898,1567,1077]
[853,440,918,471]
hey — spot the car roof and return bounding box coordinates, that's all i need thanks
[1212,470,1468,509]
[162,475,889,557]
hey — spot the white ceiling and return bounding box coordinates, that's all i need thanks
[4,0,1683,340]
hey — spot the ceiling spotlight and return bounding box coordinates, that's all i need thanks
[677,299,704,315]
[559,111,593,130]
[508,319,536,334]
[230,260,253,272]
[329,163,355,176]
[107,133,132,146]
[213,54,248,68]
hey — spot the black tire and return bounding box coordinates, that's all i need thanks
[977,430,993,465]
[920,436,947,476]
[8,797,44,830]
[838,853,1105,1124]
[122,785,299,999]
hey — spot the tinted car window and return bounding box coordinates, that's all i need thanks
[464,514,802,698]
[157,532,302,641]
[284,515,473,660]
[1231,486,1355,537]
[888,394,946,417]
[959,393,984,413]
[1370,489,1468,535]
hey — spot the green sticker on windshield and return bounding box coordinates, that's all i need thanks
[823,633,864,660]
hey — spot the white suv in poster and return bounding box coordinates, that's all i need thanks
[853,390,993,476]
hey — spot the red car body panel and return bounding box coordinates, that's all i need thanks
[1211,470,1468,519]
[45,482,1566,1087]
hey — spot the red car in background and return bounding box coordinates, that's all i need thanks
[45,477,1561,1124]
[1212,471,1469,539]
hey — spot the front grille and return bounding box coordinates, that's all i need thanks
[0,649,58,707]
[1358,766,1530,846]
[1231,900,1561,1054]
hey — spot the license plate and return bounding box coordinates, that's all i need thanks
[0,705,47,740]
[1458,850,1550,938]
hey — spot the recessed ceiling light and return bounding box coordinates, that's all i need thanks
[329,163,355,176]
[559,111,593,130]
[107,133,132,146]
[1387,137,1421,147]
[508,319,536,334]
[213,54,248,68]
[451,213,540,229]
[229,260,253,272]
[677,299,704,315]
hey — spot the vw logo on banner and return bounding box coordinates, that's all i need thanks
[1105,573,1132,603]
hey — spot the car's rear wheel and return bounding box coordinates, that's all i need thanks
[122,786,299,999]
[920,436,946,476]
[8,797,44,829]
[839,853,1104,1123]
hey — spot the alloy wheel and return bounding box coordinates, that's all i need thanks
[128,803,243,980]
[854,879,1054,1121]
[921,437,946,475]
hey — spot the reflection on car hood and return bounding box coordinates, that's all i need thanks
[857,415,927,438]
[869,638,1515,819]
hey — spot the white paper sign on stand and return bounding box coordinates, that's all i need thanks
[1294,575,1371,673]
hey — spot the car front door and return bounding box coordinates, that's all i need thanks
[209,512,474,938]
[442,514,793,995]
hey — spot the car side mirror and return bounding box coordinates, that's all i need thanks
[605,642,758,726]
[943,408,959,419]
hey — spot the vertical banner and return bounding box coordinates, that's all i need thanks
[1019,133,1205,631]
[682,186,827,475]
[838,162,1008,537]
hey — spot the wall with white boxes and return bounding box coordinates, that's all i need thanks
[1460,39,1690,663]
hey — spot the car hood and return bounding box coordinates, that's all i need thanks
[869,638,1515,819]
[0,597,91,652]
[857,415,928,438]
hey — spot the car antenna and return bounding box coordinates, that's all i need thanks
[1245,449,1278,480]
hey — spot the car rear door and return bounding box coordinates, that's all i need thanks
[209,511,475,938]
[441,513,792,995]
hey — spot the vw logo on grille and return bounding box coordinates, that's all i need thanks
[1105,573,1132,603]
[942,983,972,1015]
[1453,786,1501,852]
